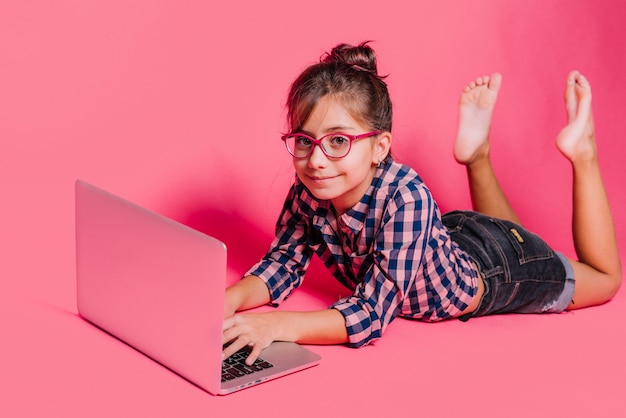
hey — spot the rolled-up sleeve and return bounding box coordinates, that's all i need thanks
[245,184,314,305]
[331,186,434,348]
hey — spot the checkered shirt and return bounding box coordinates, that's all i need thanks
[245,158,478,348]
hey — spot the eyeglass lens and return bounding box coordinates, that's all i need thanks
[285,134,352,158]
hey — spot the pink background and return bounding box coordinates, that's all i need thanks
[2,0,625,416]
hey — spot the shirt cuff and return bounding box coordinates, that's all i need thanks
[331,299,383,348]
[245,260,299,306]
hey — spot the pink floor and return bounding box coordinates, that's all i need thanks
[3,1,626,417]
[3,253,625,417]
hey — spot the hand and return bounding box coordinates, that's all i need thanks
[222,312,279,365]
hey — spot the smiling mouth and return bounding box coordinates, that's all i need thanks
[307,174,338,183]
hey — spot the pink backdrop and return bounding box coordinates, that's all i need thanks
[2,1,625,417]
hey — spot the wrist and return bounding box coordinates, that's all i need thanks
[224,288,240,318]
[225,275,272,315]
[267,310,349,345]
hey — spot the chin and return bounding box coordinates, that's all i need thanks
[307,188,336,202]
[300,182,334,201]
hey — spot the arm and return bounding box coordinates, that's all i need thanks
[223,181,322,362]
[242,180,315,307]
[224,275,271,319]
[224,275,347,365]
[222,308,348,365]
[223,183,434,361]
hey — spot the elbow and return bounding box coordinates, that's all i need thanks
[607,264,622,300]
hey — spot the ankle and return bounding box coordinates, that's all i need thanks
[462,146,491,167]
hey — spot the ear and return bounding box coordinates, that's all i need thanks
[372,131,392,165]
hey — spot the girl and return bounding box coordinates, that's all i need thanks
[222,42,622,365]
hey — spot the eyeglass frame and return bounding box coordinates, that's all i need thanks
[281,130,382,159]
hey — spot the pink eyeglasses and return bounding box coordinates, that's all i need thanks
[281,131,381,159]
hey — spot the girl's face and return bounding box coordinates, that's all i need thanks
[293,95,391,216]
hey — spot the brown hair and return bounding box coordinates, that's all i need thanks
[286,41,392,134]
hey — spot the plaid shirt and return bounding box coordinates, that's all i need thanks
[245,158,478,348]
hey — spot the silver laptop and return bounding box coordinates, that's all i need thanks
[75,180,321,395]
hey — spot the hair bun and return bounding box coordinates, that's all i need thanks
[322,41,378,75]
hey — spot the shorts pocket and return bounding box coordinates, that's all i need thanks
[489,218,554,264]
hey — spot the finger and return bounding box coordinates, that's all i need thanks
[222,337,248,360]
[222,316,235,331]
[222,315,244,345]
[245,342,264,366]
[222,325,241,346]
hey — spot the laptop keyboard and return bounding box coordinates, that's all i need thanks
[222,345,274,382]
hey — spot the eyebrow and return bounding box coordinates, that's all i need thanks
[297,126,356,136]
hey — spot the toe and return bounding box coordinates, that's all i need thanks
[488,73,502,91]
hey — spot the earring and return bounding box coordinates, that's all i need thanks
[376,160,382,168]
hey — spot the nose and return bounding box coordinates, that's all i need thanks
[307,144,329,169]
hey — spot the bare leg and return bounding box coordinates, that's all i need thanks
[454,74,521,224]
[556,71,622,309]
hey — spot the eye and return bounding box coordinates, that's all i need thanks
[294,135,312,147]
[328,135,350,147]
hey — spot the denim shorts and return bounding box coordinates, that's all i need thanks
[441,211,575,320]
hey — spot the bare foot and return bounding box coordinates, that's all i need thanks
[454,73,502,164]
[556,71,597,163]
